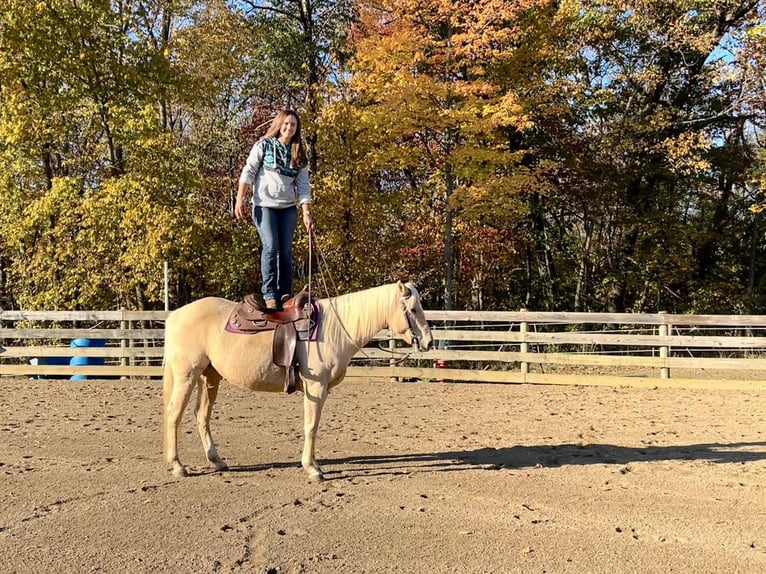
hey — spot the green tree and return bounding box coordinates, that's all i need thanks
[525,0,766,311]
[0,0,261,309]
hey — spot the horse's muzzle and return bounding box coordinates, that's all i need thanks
[415,332,433,352]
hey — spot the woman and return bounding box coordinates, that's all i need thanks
[235,109,314,309]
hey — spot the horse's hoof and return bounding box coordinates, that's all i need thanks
[308,471,325,483]
[172,466,189,478]
[214,461,229,472]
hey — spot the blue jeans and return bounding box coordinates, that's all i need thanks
[253,205,298,302]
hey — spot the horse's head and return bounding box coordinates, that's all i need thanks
[392,281,433,352]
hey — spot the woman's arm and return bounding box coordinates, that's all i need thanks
[234,181,251,220]
[235,141,265,220]
[296,167,313,231]
[239,141,265,184]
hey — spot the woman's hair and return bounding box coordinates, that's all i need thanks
[260,109,308,168]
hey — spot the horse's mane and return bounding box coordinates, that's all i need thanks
[321,283,401,348]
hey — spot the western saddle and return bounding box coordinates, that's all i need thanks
[226,286,313,394]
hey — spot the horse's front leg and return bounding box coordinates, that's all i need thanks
[301,378,328,482]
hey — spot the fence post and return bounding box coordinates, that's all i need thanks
[659,311,669,379]
[120,308,129,369]
[520,309,528,383]
[389,330,398,382]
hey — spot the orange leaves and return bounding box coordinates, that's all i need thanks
[356,0,555,75]
[319,0,562,304]
[348,0,549,181]
[447,0,550,59]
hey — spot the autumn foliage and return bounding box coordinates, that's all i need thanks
[0,0,764,312]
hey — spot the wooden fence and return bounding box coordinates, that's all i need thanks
[1,309,766,390]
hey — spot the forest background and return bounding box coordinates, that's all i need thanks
[1,0,765,314]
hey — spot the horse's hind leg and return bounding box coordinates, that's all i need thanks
[195,366,228,472]
[164,361,198,478]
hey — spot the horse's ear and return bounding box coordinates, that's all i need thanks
[398,280,412,298]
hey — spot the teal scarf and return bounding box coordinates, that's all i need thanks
[263,137,299,178]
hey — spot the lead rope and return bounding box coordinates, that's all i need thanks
[302,232,369,362]
[305,229,313,365]
[306,238,415,366]
[309,235,368,357]
[306,228,312,307]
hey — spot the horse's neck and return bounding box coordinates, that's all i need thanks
[324,284,395,350]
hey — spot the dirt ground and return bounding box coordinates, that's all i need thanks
[2,376,766,574]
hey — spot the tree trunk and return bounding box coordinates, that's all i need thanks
[298,0,319,172]
[444,161,454,310]
[574,218,593,312]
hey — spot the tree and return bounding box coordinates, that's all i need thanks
[0,0,261,309]
[318,0,551,308]
[516,0,766,311]
[232,0,356,168]
[2,0,766,314]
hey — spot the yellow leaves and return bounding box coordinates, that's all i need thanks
[0,153,218,308]
[334,0,552,239]
[662,132,711,177]
[172,0,252,98]
[482,91,533,131]
[749,22,766,37]
[555,0,584,20]
[451,167,537,227]
[351,3,557,178]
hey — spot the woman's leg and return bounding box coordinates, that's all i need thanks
[275,207,298,300]
[253,206,279,302]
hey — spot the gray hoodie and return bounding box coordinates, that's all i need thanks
[238,137,310,209]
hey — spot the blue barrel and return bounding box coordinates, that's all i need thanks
[70,338,106,380]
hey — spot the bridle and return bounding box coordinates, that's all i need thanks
[305,237,425,358]
[399,287,422,350]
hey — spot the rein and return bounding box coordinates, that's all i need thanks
[305,236,419,362]
[307,229,313,311]
[305,231,362,353]
[375,343,416,365]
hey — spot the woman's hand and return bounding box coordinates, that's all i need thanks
[234,197,246,219]
[302,205,314,232]
[234,183,249,220]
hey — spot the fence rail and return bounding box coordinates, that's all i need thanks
[2,309,766,390]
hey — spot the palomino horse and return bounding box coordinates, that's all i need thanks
[163,281,432,481]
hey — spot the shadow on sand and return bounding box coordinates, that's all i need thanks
[222,441,766,479]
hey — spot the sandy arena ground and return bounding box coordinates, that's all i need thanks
[2,376,766,573]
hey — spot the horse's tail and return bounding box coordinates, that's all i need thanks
[162,309,175,410]
[161,310,174,461]
[162,358,172,407]
[161,350,173,461]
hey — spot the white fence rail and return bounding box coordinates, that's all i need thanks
[1,310,766,390]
